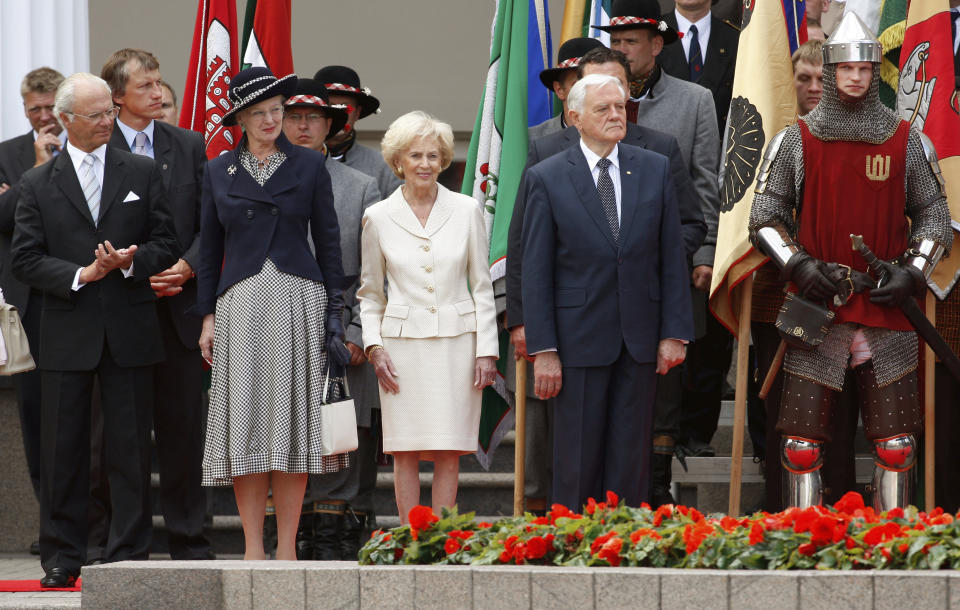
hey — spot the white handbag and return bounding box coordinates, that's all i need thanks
[319,369,359,456]
[0,289,36,376]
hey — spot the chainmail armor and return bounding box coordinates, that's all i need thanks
[748,125,803,242]
[783,323,918,390]
[904,129,952,250]
[801,64,901,144]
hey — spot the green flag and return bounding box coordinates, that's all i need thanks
[462,0,552,469]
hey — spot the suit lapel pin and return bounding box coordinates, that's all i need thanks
[626,170,632,175]
[162,163,169,170]
[227,164,237,175]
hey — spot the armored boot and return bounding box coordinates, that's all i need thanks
[871,434,917,511]
[782,436,824,508]
[340,507,367,561]
[650,435,676,507]
[313,502,345,561]
[295,503,315,560]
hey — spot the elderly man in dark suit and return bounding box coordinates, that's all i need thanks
[505,47,704,512]
[281,78,382,560]
[0,67,65,545]
[11,72,180,587]
[100,48,212,560]
[522,73,693,509]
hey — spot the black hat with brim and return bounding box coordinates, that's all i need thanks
[283,78,349,136]
[314,65,381,119]
[222,67,297,127]
[539,37,607,89]
[593,0,680,44]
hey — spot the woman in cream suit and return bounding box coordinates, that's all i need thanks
[357,111,498,523]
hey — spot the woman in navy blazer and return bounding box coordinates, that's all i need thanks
[196,68,348,561]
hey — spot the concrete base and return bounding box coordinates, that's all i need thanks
[0,386,39,553]
[81,561,960,609]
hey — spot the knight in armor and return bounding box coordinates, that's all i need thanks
[748,13,952,511]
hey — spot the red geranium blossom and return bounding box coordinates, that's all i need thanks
[749,522,765,545]
[793,506,820,534]
[606,490,620,506]
[833,491,866,514]
[798,543,816,556]
[408,505,439,540]
[597,536,623,566]
[863,522,904,546]
[591,531,617,555]
[810,515,840,546]
[653,504,673,527]
[683,521,714,554]
[444,538,461,555]
[719,516,740,533]
[525,536,548,559]
[630,528,662,544]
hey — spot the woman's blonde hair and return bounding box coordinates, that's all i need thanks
[381,111,454,178]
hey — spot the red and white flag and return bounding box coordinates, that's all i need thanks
[897,0,960,297]
[180,0,242,159]
[240,0,294,76]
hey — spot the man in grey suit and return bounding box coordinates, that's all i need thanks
[282,79,382,560]
[101,48,212,559]
[316,66,401,199]
[597,0,721,505]
[0,66,65,555]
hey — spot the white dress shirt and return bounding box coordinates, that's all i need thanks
[65,140,134,289]
[116,118,156,159]
[579,138,622,223]
[676,10,712,64]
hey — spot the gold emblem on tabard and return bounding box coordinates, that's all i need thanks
[865,154,890,182]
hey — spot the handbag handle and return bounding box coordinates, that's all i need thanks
[321,363,351,403]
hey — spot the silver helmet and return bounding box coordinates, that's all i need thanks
[822,12,882,64]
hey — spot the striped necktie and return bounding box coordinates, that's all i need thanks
[80,154,101,225]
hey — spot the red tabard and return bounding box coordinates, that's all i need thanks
[795,119,912,331]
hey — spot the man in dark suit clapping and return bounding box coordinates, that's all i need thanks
[521,73,693,509]
[11,72,180,587]
[100,48,212,561]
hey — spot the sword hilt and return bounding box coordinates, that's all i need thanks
[850,234,889,286]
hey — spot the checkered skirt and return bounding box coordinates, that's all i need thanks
[202,258,348,486]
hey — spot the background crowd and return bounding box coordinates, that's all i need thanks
[0,0,958,587]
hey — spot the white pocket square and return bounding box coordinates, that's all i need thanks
[123,191,140,203]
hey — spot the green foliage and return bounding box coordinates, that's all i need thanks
[360,492,960,570]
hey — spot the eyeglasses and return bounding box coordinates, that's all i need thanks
[247,106,284,122]
[26,104,56,115]
[66,106,119,122]
[283,111,328,124]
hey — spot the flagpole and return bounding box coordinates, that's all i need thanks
[513,358,527,516]
[728,275,753,516]
[924,290,935,509]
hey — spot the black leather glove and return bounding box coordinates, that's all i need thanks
[782,251,837,302]
[325,288,351,376]
[869,259,925,307]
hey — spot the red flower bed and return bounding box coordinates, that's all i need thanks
[359,492,960,570]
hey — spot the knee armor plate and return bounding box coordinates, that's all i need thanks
[873,434,917,472]
[781,436,824,473]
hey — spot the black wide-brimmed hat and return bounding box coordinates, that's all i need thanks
[593,0,680,44]
[283,78,349,136]
[539,37,606,89]
[313,65,380,119]
[222,67,297,126]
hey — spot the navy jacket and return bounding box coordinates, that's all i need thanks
[505,123,705,328]
[521,143,694,367]
[196,133,343,315]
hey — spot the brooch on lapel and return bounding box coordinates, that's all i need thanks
[227,164,237,175]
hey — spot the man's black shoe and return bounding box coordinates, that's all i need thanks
[40,568,78,588]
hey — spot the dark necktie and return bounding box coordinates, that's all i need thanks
[688,24,703,82]
[596,158,619,245]
[626,99,639,123]
[952,10,959,89]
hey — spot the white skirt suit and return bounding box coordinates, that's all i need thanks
[357,184,499,457]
